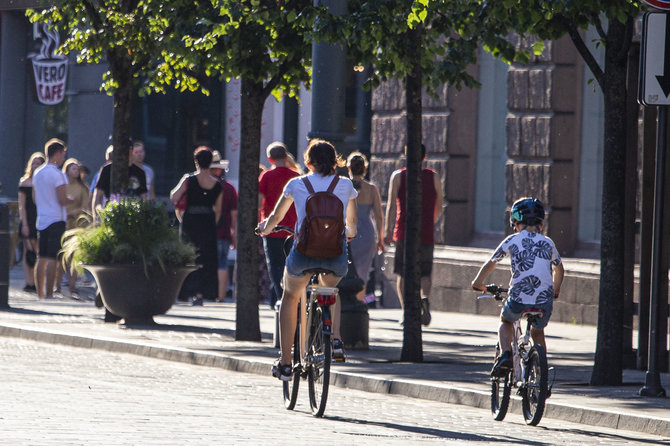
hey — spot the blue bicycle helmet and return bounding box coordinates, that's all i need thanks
[510,197,545,227]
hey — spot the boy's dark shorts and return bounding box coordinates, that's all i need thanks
[38,221,66,259]
[393,241,434,277]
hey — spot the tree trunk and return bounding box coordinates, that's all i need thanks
[590,21,629,386]
[235,78,264,342]
[401,25,423,362]
[108,53,132,196]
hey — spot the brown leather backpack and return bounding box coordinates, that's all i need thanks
[296,176,345,259]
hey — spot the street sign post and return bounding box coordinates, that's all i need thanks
[638,11,669,398]
[640,13,670,106]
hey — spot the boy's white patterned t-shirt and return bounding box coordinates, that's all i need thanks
[489,230,562,305]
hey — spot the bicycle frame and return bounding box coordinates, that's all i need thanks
[512,318,531,386]
[298,284,337,362]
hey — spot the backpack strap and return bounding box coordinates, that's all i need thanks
[302,175,339,195]
[302,177,315,195]
[326,175,340,193]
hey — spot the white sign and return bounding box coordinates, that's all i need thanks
[29,23,68,105]
[640,13,670,106]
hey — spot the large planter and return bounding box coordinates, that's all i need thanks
[84,264,196,325]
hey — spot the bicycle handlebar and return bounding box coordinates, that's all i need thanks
[254,224,296,236]
[478,284,508,301]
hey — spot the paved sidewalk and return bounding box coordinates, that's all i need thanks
[2,266,670,437]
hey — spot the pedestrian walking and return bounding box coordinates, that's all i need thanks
[131,140,156,200]
[32,138,72,299]
[384,144,444,326]
[92,141,147,219]
[347,152,384,303]
[210,151,237,302]
[55,158,90,297]
[258,142,300,308]
[17,152,46,293]
[170,146,223,305]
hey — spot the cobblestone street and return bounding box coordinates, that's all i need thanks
[1,337,668,445]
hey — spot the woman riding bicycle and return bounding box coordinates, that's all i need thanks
[257,139,358,381]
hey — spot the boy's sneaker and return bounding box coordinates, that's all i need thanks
[420,298,431,326]
[332,338,346,362]
[272,360,293,381]
[491,350,513,377]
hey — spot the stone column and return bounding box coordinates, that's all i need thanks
[309,0,347,149]
[505,35,582,255]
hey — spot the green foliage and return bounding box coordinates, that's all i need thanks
[26,0,202,96]
[61,200,195,273]
[329,0,528,96]
[173,0,322,101]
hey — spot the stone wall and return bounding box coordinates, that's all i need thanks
[505,35,583,255]
[369,73,479,245]
[379,245,603,325]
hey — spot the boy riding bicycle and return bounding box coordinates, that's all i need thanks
[471,197,564,377]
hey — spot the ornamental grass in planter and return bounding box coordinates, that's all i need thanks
[61,199,196,324]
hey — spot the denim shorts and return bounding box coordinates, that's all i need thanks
[285,240,348,278]
[217,239,231,270]
[501,299,553,329]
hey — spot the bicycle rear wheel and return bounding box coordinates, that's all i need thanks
[491,370,512,421]
[282,326,301,410]
[307,304,331,417]
[522,344,548,425]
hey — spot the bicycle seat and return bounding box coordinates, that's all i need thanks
[521,308,545,319]
[307,285,339,295]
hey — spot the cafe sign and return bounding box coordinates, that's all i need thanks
[29,22,68,105]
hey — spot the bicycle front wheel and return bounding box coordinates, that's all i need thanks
[522,344,549,425]
[307,304,331,417]
[491,370,512,421]
[282,326,301,410]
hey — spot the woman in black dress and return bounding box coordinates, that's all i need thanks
[18,152,45,293]
[171,147,223,305]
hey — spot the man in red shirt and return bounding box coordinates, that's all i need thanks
[259,142,300,308]
[384,144,443,326]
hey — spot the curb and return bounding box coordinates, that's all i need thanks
[1,323,669,437]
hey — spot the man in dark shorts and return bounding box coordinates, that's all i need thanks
[384,144,443,326]
[32,138,73,299]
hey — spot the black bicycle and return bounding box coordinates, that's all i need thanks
[261,225,337,417]
[479,285,551,426]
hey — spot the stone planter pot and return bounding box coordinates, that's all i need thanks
[84,264,196,325]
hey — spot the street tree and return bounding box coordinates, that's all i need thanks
[478,0,640,386]
[177,0,322,341]
[332,0,519,361]
[27,1,197,196]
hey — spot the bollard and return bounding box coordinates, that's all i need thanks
[273,299,282,349]
[340,297,369,350]
[0,202,10,308]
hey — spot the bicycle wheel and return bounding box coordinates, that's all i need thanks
[491,370,512,421]
[307,304,331,417]
[522,344,549,425]
[282,326,301,410]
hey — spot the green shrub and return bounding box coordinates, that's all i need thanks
[61,199,196,272]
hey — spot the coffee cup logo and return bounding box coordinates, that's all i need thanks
[30,23,68,105]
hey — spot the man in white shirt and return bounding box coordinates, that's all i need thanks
[32,138,72,299]
[131,140,155,200]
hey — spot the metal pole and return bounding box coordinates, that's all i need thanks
[640,105,668,397]
[0,202,10,308]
